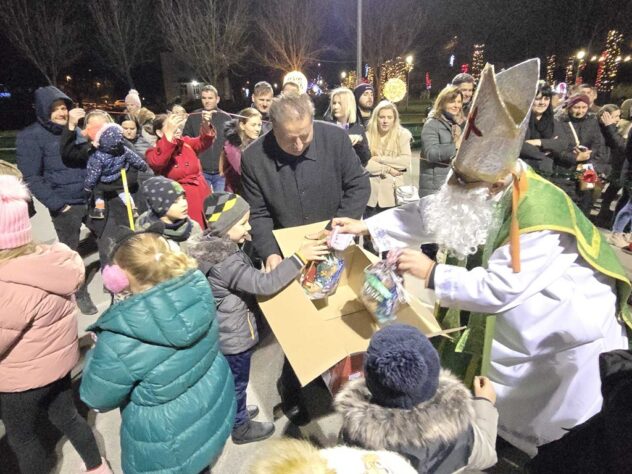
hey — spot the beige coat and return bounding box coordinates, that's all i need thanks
[366,127,412,208]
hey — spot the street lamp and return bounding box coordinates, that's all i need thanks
[405,55,414,110]
[575,50,586,84]
[356,0,362,86]
[341,71,347,80]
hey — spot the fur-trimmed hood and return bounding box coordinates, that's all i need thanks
[223,118,242,148]
[187,232,239,271]
[335,369,475,451]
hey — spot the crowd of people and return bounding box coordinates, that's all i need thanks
[1,59,632,474]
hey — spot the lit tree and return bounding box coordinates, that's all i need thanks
[546,55,556,84]
[598,30,624,93]
[158,0,251,95]
[0,0,81,86]
[471,44,485,83]
[88,0,156,88]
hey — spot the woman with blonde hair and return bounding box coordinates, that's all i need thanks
[220,107,263,193]
[325,87,370,166]
[80,231,236,474]
[419,85,464,197]
[365,100,413,218]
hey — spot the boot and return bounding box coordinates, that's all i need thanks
[76,284,98,315]
[247,405,259,419]
[89,206,105,220]
[276,379,310,426]
[231,420,275,445]
[80,457,113,473]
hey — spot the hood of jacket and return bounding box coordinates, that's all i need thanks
[223,118,242,147]
[0,243,83,296]
[334,369,475,451]
[95,124,125,155]
[89,269,213,348]
[34,86,73,134]
[187,232,239,273]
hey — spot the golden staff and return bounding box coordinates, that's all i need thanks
[120,168,135,231]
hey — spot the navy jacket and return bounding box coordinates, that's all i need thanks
[17,86,86,212]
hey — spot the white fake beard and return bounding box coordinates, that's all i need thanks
[425,183,498,261]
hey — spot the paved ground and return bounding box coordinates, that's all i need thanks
[2,156,632,473]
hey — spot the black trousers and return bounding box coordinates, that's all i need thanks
[0,374,102,473]
[51,204,87,252]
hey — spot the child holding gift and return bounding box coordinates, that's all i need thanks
[188,192,328,444]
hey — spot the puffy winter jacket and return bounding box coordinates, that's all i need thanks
[419,115,458,197]
[17,87,87,212]
[80,270,236,474]
[0,243,83,392]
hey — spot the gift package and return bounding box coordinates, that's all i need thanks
[360,253,408,325]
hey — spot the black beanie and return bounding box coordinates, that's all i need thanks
[354,83,374,104]
[203,192,250,237]
[364,324,441,409]
[142,176,185,217]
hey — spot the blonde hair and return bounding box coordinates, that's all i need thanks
[0,242,37,265]
[249,439,334,474]
[432,85,462,116]
[366,100,403,156]
[329,87,357,124]
[113,233,197,289]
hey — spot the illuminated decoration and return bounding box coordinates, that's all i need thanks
[341,70,357,89]
[449,54,455,67]
[383,78,407,103]
[283,71,308,94]
[546,55,556,84]
[425,72,432,90]
[564,56,575,84]
[598,30,624,93]
[471,44,485,82]
[374,56,410,97]
[460,63,469,73]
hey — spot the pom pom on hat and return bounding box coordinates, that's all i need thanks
[125,89,141,108]
[364,324,440,409]
[0,175,32,250]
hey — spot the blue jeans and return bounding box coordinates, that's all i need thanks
[203,172,225,193]
[613,199,632,232]
[224,349,253,429]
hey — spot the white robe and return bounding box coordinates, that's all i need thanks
[366,199,628,456]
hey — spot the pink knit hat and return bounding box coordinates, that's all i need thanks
[125,89,141,108]
[0,175,32,250]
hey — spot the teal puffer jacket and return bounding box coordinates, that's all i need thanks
[80,270,235,474]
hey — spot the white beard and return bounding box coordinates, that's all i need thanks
[425,183,498,261]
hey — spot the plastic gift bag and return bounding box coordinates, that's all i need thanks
[300,229,346,300]
[360,252,407,324]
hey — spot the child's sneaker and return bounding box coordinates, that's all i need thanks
[608,232,629,248]
[89,207,105,219]
[231,420,275,444]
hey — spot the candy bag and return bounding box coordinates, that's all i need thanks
[300,229,345,299]
[360,253,407,324]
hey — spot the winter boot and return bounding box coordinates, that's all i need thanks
[247,405,259,419]
[76,284,98,315]
[80,457,113,473]
[231,420,275,445]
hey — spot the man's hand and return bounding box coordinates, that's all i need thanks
[201,110,215,123]
[331,217,368,236]
[525,139,542,147]
[349,134,363,146]
[600,111,617,127]
[473,376,496,405]
[395,248,434,280]
[68,108,86,131]
[574,148,592,162]
[265,254,283,272]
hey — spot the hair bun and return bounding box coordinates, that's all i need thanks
[0,176,31,203]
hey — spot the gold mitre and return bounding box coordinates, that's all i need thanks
[453,58,540,183]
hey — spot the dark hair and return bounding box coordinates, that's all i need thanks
[152,114,167,133]
[536,81,554,98]
[452,73,475,86]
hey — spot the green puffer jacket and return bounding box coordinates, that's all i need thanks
[80,270,235,474]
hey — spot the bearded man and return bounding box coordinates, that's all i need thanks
[335,59,631,457]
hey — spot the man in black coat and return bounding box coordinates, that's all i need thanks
[240,93,370,424]
[182,84,231,192]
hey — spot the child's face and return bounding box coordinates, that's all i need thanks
[226,212,251,244]
[164,195,188,222]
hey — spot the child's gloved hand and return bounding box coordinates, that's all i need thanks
[297,238,329,263]
[473,376,496,405]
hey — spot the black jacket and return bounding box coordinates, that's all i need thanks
[241,121,370,260]
[183,108,231,173]
[16,86,85,212]
[520,116,570,175]
[323,115,371,166]
[555,113,607,172]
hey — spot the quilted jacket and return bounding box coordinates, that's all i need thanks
[80,270,235,474]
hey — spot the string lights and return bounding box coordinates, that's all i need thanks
[598,30,623,93]
[471,44,485,82]
[546,55,556,84]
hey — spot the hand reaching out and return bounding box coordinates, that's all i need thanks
[473,376,496,405]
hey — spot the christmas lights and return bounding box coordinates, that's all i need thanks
[598,30,623,93]
[546,55,556,84]
[471,44,485,82]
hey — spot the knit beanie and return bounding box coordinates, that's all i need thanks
[566,93,591,109]
[203,192,250,237]
[125,89,142,108]
[364,324,440,409]
[354,83,374,104]
[142,176,185,217]
[0,176,32,250]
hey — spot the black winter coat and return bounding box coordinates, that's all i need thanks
[183,108,231,173]
[555,114,607,173]
[323,115,371,166]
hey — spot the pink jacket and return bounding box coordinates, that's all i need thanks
[0,243,83,392]
[222,142,243,193]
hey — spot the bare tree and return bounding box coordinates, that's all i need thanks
[0,0,81,86]
[88,0,156,88]
[257,0,331,72]
[158,0,250,95]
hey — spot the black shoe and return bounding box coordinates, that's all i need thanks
[231,420,275,445]
[276,379,311,426]
[76,292,98,315]
[247,405,259,419]
[89,207,105,220]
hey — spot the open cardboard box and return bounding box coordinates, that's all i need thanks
[258,221,445,389]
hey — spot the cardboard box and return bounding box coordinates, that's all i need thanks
[258,221,444,387]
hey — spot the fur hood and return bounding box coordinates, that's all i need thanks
[334,369,475,451]
[187,232,239,270]
[223,118,242,148]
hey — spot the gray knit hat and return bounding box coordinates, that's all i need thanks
[142,176,185,217]
[203,192,250,236]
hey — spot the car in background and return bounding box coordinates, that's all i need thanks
[113,99,126,109]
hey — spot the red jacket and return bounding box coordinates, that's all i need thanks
[146,125,214,228]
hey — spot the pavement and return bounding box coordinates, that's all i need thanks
[2,156,632,473]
